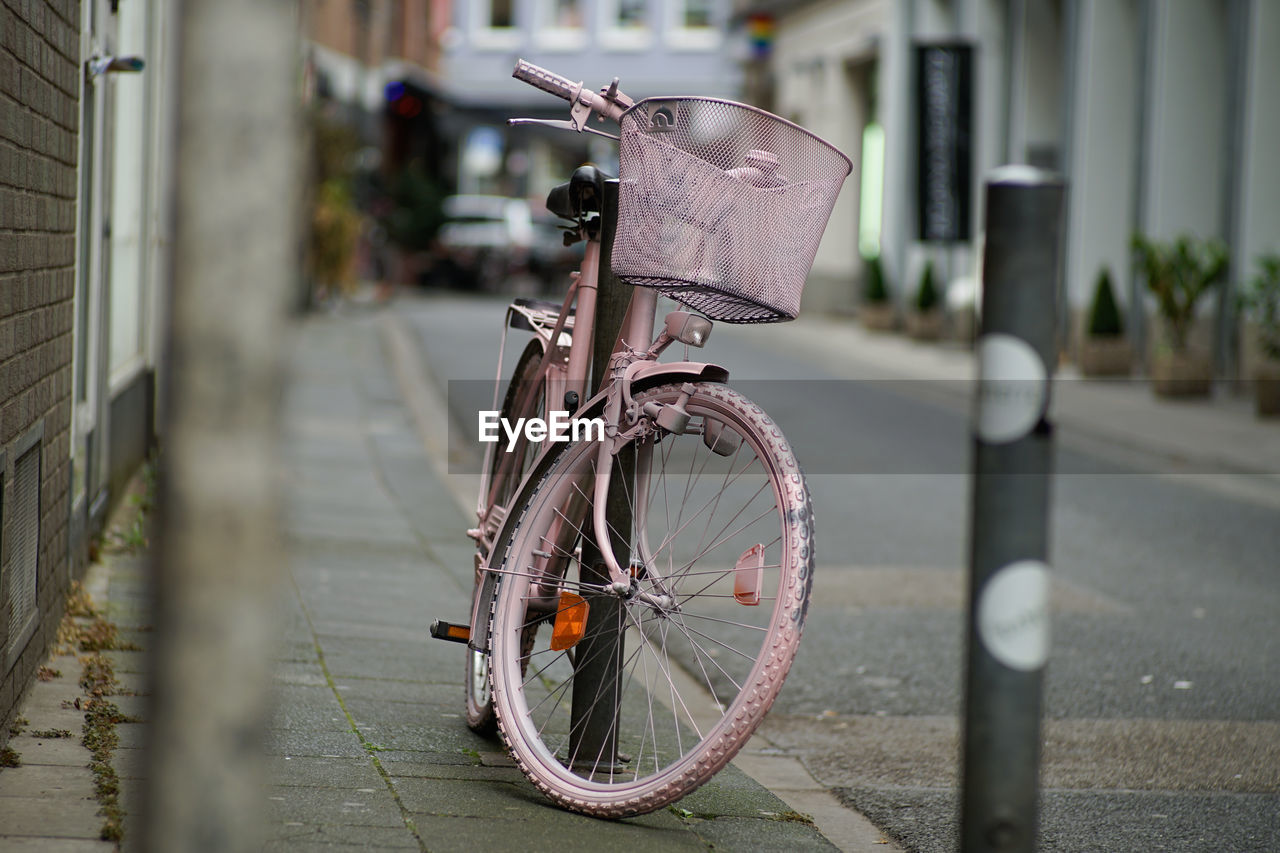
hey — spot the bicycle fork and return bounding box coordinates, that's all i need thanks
[588,382,697,609]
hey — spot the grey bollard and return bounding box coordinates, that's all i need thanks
[961,166,1065,853]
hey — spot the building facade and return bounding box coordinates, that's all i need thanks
[304,0,744,207]
[0,0,80,723]
[758,0,1279,372]
[2,0,170,735]
[442,0,742,202]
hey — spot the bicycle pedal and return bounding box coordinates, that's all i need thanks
[429,620,471,644]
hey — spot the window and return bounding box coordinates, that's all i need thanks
[666,0,719,50]
[473,0,520,50]
[534,0,586,51]
[601,0,651,50]
[490,0,514,28]
[680,0,712,28]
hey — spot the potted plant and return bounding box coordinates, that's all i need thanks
[860,254,895,331]
[906,260,943,340]
[1078,266,1131,376]
[1239,253,1280,416]
[1131,233,1227,397]
[308,179,362,303]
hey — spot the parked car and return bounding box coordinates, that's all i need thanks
[528,213,583,292]
[432,195,534,291]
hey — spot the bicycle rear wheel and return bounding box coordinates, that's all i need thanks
[489,382,813,817]
[468,337,546,733]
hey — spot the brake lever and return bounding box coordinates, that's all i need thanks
[507,117,619,141]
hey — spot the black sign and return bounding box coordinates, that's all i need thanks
[916,43,973,242]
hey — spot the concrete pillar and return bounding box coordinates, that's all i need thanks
[881,0,915,303]
[1236,0,1280,373]
[1140,0,1228,241]
[1063,0,1141,347]
[1137,0,1229,361]
[141,0,299,850]
[1237,0,1280,269]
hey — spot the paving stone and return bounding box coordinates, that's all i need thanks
[264,728,366,759]
[4,736,90,767]
[0,838,114,851]
[267,756,385,789]
[684,814,841,852]
[262,823,419,850]
[0,763,96,798]
[112,747,146,781]
[383,760,523,784]
[269,685,351,732]
[314,636,464,684]
[0,795,104,838]
[113,722,146,749]
[675,765,795,819]
[405,811,708,853]
[264,784,405,827]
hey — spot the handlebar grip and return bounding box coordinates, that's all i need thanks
[513,59,578,101]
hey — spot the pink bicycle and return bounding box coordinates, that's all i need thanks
[432,60,850,818]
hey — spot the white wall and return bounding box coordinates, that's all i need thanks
[772,0,890,311]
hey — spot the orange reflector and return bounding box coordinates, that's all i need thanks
[734,544,765,606]
[445,624,469,642]
[550,591,589,651]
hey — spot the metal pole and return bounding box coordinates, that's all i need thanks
[142,0,299,849]
[961,166,1065,853]
[569,180,631,766]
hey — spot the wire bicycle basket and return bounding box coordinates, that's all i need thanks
[612,97,852,323]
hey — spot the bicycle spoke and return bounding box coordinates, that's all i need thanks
[686,435,747,572]
[644,452,764,567]
[673,501,777,582]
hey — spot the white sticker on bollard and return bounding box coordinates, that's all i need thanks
[978,560,1050,671]
[975,334,1047,444]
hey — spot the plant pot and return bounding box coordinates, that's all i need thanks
[906,310,943,341]
[1255,360,1280,417]
[1150,351,1213,397]
[950,306,978,345]
[1078,336,1132,377]
[860,302,896,332]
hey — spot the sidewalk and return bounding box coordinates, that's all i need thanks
[265,309,854,851]
[0,483,152,850]
[0,306,857,852]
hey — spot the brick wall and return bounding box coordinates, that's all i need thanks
[0,0,80,737]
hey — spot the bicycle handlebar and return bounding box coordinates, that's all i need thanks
[512,59,579,102]
[512,59,631,123]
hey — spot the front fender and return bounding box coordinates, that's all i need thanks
[625,360,729,393]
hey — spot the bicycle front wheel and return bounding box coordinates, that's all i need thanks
[489,382,813,817]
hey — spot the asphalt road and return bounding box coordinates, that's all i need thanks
[399,290,1280,853]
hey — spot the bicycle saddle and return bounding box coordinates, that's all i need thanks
[546,165,611,220]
